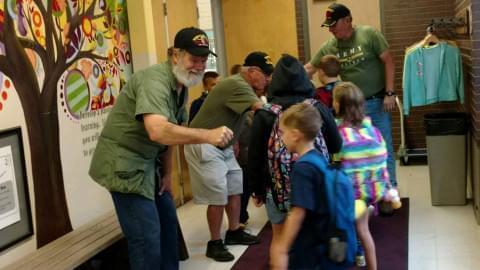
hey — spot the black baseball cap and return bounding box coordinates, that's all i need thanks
[321,3,351,27]
[243,52,274,75]
[174,27,217,57]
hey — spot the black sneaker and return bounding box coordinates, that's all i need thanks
[225,228,260,245]
[379,200,394,216]
[206,240,235,262]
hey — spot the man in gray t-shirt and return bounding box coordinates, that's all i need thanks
[185,52,273,262]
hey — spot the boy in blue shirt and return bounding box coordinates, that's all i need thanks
[270,103,346,270]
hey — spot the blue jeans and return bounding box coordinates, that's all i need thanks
[111,191,179,270]
[364,98,397,186]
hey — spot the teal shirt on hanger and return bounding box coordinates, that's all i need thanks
[402,43,464,115]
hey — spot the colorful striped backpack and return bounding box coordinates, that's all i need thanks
[263,99,329,212]
[335,117,392,205]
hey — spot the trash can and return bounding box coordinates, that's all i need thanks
[424,112,468,206]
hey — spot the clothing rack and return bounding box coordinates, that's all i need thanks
[428,17,465,29]
[397,98,425,165]
[426,17,466,39]
[397,18,464,165]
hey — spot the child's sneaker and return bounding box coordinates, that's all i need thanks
[356,239,366,267]
[356,255,366,267]
[379,200,394,216]
[368,204,375,217]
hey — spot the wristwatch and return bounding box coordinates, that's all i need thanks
[385,91,396,97]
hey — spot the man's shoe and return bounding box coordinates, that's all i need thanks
[225,228,260,245]
[238,221,248,230]
[206,240,234,262]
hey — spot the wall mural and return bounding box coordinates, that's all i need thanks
[0,0,132,247]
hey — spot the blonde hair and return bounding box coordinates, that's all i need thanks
[280,103,322,140]
[333,82,365,127]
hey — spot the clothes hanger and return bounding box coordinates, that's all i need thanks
[420,34,440,47]
[419,25,440,47]
[406,26,440,53]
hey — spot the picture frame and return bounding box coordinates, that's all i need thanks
[0,127,33,252]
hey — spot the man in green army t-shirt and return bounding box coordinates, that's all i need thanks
[89,27,233,270]
[184,52,274,262]
[305,3,397,190]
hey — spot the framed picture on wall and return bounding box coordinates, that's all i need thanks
[0,127,33,252]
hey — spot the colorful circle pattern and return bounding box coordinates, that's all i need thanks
[64,69,90,119]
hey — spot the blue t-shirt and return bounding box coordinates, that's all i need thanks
[289,150,347,270]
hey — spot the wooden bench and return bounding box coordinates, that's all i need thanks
[3,210,123,270]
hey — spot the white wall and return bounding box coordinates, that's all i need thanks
[198,0,213,30]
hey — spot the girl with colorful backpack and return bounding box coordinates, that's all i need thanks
[333,82,400,270]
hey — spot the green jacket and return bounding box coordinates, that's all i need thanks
[89,61,188,200]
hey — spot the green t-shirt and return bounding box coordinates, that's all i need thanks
[190,74,259,147]
[89,61,188,200]
[311,25,389,97]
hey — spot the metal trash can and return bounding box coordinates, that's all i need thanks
[424,112,468,206]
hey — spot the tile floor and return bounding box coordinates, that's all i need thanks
[177,163,480,270]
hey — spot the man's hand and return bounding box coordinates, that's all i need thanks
[208,126,234,147]
[233,141,240,159]
[159,174,173,195]
[383,96,396,112]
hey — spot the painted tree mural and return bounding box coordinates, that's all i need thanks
[0,0,132,246]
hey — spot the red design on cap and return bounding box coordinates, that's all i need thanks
[192,34,209,47]
[326,10,333,19]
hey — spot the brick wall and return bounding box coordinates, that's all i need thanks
[383,0,466,149]
[470,0,480,144]
[454,0,473,127]
[295,0,306,63]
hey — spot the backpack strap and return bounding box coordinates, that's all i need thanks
[298,152,337,227]
[261,102,282,115]
[303,98,319,106]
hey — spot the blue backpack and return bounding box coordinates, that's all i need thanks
[297,152,357,266]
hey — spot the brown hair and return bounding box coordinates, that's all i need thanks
[280,103,322,140]
[318,55,341,77]
[333,82,365,127]
[202,71,219,86]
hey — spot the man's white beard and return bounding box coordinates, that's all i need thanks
[173,62,204,87]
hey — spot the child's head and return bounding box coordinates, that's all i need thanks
[333,82,365,127]
[279,103,322,152]
[202,71,220,92]
[317,55,340,83]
